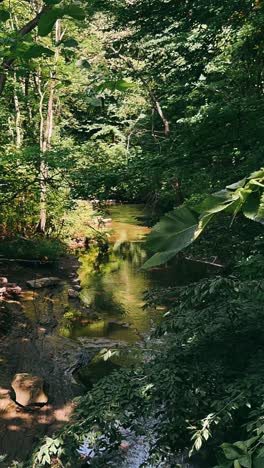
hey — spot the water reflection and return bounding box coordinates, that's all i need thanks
[67,205,152,341]
[67,204,210,343]
[15,204,209,344]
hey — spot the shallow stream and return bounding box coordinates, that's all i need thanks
[2,204,209,386]
[0,204,210,464]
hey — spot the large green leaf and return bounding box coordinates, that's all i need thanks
[63,5,85,20]
[23,44,54,59]
[38,5,85,36]
[38,9,61,36]
[142,206,199,269]
[0,9,10,22]
[238,454,252,468]
[142,170,264,269]
[221,443,245,461]
[242,191,261,222]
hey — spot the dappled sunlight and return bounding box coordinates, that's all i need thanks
[0,386,77,462]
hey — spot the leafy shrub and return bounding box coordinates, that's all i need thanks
[0,237,66,260]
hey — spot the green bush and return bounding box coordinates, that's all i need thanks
[0,237,66,260]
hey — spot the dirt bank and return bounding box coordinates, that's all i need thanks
[0,255,87,464]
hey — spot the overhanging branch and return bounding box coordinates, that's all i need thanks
[0,5,51,95]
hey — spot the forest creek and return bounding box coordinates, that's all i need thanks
[0,204,213,464]
[0,1,264,467]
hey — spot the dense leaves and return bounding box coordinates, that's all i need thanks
[144,169,264,267]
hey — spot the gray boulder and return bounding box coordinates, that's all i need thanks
[68,288,79,298]
[26,277,62,289]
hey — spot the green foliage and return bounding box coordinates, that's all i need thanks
[143,170,264,268]
[0,1,264,466]
[22,44,55,60]
[96,79,136,93]
[142,206,199,268]
[0,237,66,260]
[30,258,264,466]
[0,9,10,22]
[38,5,85,36]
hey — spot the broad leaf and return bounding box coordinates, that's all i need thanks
[142,206,199,269]
[38,9,61,36]
[63,38,79,48]
[63,5,85,20]
[23,44,54,59]
[226,178,246,190]
[221,443,245,460]
[0,9,10,22]
[242,191,261,222]
[238,454,252,468]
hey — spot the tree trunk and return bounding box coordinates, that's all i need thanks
[13,75,22,148]
[38,82,54,233]
[37,20,61,234]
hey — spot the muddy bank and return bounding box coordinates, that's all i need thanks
[0,299,84,464]
[0,252,129,464]
[0,256,87,463]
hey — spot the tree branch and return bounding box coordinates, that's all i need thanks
[0,5,51,96]
[114,50,170,137]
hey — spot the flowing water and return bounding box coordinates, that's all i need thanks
[2,204,209,386]
[5,204,209,346]
[66,204,208,343]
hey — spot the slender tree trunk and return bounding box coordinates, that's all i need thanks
[114,50,170,137]
[37,20,61,233]
[39,81,55,233]
[13,75,22,148]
